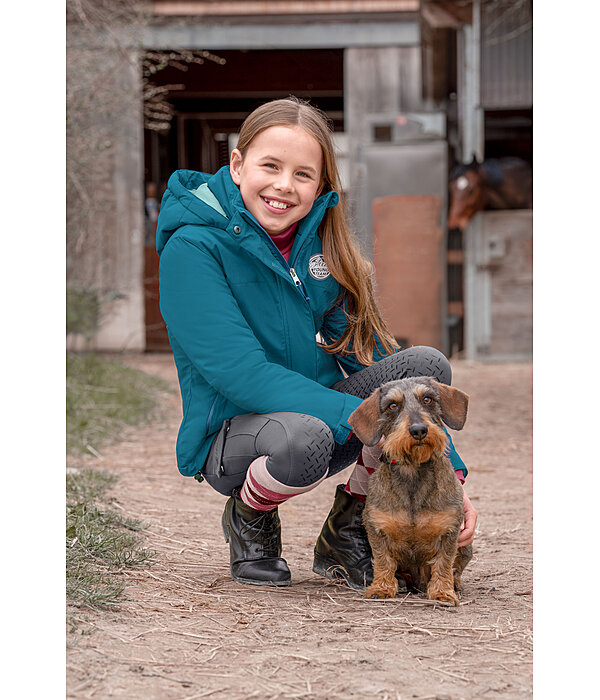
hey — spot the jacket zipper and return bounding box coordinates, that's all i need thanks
[289,267,305,296]
[239,210,318,376]
[240,212,310,302]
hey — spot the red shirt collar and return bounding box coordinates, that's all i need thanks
[269,222,298,262]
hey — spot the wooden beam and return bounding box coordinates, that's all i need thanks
[421,1,472,28]
[153,1,419,17]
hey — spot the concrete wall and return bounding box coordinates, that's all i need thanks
[67,48,145,352]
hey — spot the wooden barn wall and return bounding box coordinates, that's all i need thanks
[373,195,444,350]
[344,45,423,227]
[464,210,532,360]
[480,0,533,109]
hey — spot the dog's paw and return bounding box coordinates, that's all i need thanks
[428,589,460,606]
[365,583,397,599]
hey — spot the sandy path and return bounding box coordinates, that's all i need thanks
[67,354,532,699]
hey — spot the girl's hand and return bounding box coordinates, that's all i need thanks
[458,490,477,547]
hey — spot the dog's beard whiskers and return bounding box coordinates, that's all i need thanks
[411,444,434,463]
[382,431,415,464]
[426,424,448,457]
[383,423,447,465]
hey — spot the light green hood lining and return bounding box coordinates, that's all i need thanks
[188,182,228,219]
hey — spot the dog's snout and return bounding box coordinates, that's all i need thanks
[409,423,428,441]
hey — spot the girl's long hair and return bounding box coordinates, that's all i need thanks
[235,97,399,366]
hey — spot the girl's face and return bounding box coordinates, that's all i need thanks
[230,125,323,235]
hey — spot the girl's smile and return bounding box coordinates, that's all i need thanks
[262,195,293,210]
[230,125,323,235]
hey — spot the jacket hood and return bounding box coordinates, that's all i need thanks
[156,166,339,255]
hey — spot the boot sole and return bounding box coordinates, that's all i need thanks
[222,515,292,587]
[312,555,408,594]
[312,554,367,591]
[230,573,292,587]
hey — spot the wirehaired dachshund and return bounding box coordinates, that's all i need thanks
[349,377,472,605]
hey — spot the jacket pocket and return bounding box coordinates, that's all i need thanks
[217,419,231,473]
[203,417,231,479]
[206,391,243,436]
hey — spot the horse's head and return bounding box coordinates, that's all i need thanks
[448,157,486,231]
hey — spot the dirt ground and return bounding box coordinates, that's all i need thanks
[66,354,532,700]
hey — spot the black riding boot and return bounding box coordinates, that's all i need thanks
[312,484,407,592]
[221,490,291,587]
[312,484,374,590]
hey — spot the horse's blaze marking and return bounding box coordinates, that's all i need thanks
[456,176,469,190]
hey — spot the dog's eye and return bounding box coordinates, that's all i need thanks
[422,396,433,405]
[387,403,400,413]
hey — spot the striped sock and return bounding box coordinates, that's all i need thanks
[240,455,328,512]
[344,444,382,503]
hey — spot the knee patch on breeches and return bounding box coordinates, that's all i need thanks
[334,346,452,399]
[254,413,334,488]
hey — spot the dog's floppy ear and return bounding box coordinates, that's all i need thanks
[433,382,469,430]
[348,388,383,446]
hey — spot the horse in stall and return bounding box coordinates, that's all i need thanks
[448,156,532,231]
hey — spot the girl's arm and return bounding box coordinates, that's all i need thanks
[159,235,363,444]
[445,429,468,481]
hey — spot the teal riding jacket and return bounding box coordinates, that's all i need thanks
[157,166,466,479]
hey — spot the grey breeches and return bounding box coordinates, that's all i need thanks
[202,346,451,496]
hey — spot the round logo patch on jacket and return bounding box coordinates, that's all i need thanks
[308,254,330,280]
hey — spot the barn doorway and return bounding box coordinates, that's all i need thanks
[142,48,344,350]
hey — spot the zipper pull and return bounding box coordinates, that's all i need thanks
[289,267,302,288]
[289,268,310,301]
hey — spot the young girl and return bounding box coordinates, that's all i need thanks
[157,97,477,589]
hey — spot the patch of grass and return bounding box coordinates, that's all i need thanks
[66,354,167,612]
[66,287,101,339]
[66,352,172,454]
[66,468,156,609]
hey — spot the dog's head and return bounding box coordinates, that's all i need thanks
[348,377,469,464]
